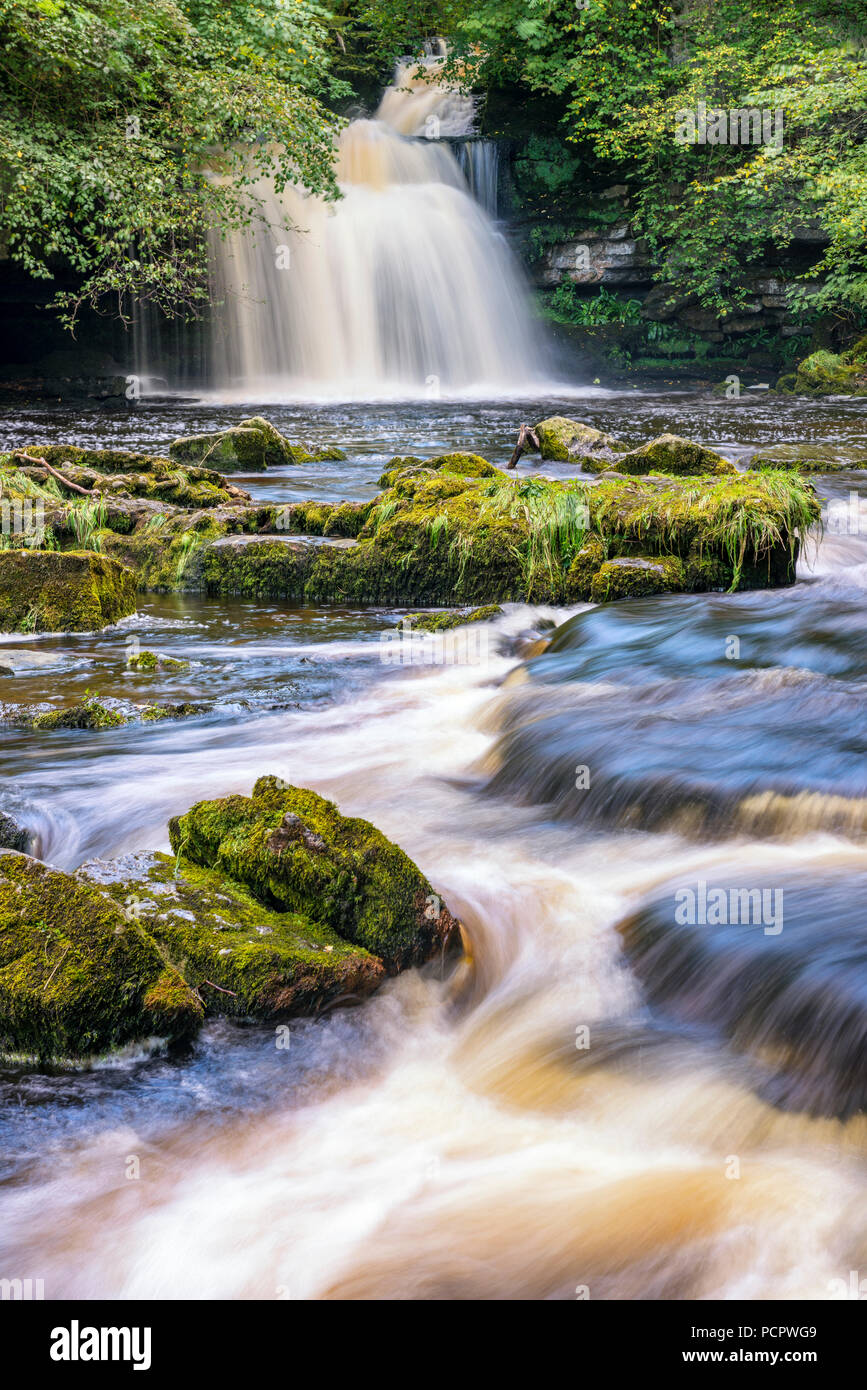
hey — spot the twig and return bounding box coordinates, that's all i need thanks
[12,452,97,496]
[199,977,238,997]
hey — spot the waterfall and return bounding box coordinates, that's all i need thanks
[456,141,500,218]
[205,52,547,399]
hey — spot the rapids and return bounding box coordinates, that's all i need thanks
[1,391,866,1299]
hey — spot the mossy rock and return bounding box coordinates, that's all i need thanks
[589,555,685,603]
[127,649,190,672]
[169,428,269,472]
[377,456,427,487]
[18,444,174,475]
[236,417,346,466]
[0,550,137,633]
[748,443,867,474]
[80,851,386,1020]
[777,348,867,397]
[168,775,460,973]
[565,536,607,601]
[0,812,30,853]
[602,433,736,477]
[400,604,503,632]
[32,699,126,731]
[0,851,202,1060]
[532,417,626,464]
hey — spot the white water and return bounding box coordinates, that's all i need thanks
[206,54,548,400]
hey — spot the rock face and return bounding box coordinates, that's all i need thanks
[169,776,460,973]
[0,550,137,632]
[0,850,202,1059]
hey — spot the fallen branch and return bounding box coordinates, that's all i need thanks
[506,424,540,470]
[199,977,238,997]
[13,452,97,496]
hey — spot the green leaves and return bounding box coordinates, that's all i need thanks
[0,0,343,326]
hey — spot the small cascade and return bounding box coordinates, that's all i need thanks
[456,140,500,218]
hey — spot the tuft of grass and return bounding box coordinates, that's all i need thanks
[479,477,589,591]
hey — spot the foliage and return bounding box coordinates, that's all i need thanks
[545,284,643,326]
[447,0,867,326]
[0,0,348,326]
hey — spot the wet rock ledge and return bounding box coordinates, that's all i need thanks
[0,777,461,1062]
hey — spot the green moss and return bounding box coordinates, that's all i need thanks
[589,554,685,603]
[400,604,504,632]
[168,775,459,973]
[0,851,201,1059]
[565,535,607,601]
[778,348,867,397]
[127,649,190,672]
[32,697,126,730]
[88,851,385,1019]
[169,428,269,472]
[0,550,137,632]
[598,433,737,477]
[533,417,626,463]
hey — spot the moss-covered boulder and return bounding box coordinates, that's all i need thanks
[168,776,460,973]
[593,433,736,477]
[80,851,386,1020]
[169,427,269,471]
[0,851,202,1059]
[531,417,626,465]
[238,417,346,466]
[0,550,137,633]
[378,453,498,488]
[588,555,685,603]
[777,342,867,397]
[400,604,503,632]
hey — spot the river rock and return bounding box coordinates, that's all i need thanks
[0,850,202,1059]
[595,433,736,477]
[168,775,460,972]
[531,417,626,464]
[79,850,387,1020]
[169,427,270,471]
[0,551,137,633]
[0,812,30,853]
[748,443,867,473]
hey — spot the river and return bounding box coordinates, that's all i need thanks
[1,388,866,1299]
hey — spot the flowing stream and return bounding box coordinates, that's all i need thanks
[1,391,867,1299]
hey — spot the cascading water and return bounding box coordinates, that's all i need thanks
[456,140,500,218]
[206,53,546,399]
